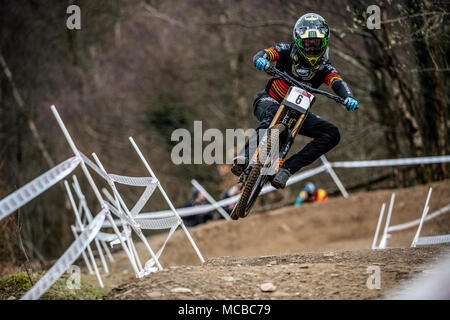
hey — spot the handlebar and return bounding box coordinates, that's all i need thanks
[265,66,348,107]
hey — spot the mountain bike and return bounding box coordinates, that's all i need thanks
[230,66,351,220]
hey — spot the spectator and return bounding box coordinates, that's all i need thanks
[220,184,242,216]
[294,182,328,206]
[182,187,211,226]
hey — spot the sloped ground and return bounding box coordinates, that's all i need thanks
[97,180,450,299]
[105,247,449,300]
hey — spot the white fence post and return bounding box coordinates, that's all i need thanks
[191,179,231,221]
[320,155,349,198]
[91,152,163,273]
[51,105,141,277]
[372,203,386,250]
[72,175,115,263]
[411,187,433,247]
[64,181,104,287]
[129,137,205,263]
[379,193,395,249]
[70,225,94,275]
[66,179,110,274]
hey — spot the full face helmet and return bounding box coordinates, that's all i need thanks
[293,13,330,68]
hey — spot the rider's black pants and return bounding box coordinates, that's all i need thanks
[243,90,340,174]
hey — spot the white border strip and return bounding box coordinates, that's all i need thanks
[388,204,450,232]
[21,209,107,300]
[135,155,450,219]
[0,157,81,222]
[332,156,450,168]
[136,164,328,219]
[415,234,450,246]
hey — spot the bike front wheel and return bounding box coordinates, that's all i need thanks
[230,123,286,220]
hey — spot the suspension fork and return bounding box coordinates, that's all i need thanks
[291,112,308,139]
[248,105,286,167]
[274,111,309,172]
[269,105,286,127]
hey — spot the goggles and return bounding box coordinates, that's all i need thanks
[297,38,326,57]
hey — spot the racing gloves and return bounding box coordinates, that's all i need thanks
[255,58,270,71]
[344,97,358,111]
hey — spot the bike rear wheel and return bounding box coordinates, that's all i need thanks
[230,123,285,220]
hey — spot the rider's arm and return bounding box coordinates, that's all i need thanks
[294,191,308,206]
[253,43,292,66]
[323,64,354,99]
[294,194,303,206]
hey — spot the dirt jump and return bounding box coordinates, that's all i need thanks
[98,180,449,299]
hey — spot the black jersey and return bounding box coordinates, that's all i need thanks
[253,42,353,102]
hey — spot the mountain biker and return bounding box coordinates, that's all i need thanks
[231,13,358,189]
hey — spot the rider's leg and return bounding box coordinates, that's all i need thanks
[271,113,340,188]
[283,113,340,174]
[232,91,280,176]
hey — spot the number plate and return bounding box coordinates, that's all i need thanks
[284,86,314,112]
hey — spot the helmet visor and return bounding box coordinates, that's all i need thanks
[299,38,324,57]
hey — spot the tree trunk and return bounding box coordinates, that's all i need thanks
[404,0,448,180]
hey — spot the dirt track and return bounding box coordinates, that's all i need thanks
[93,180,450,299]
[105,247,449,300]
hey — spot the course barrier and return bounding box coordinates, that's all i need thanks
[372,187,450,249]
[21,209,107,300]
[0,105,205,299]
[0,157,81,222]
[137,155,450,220]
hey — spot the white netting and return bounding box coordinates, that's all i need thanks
[416,234,450,246]
[135,216,180,230]
[79,152,110,181]
[388,204,450,232]
[142,224,178,275]
[104,201,136,228]
[130,185,157,216]
[96,231,120,242]
[108,174,158,187]
[332,155,450,168]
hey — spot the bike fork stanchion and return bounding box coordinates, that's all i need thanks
[191,179,231,221]
[320,155,349,198]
